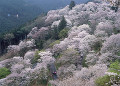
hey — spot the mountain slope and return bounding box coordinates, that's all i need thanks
[0,0,120,86]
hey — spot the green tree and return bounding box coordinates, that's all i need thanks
[58,16,67,32]
[35,39,44,49]
[69,1,75,10]
[52,28,59,40]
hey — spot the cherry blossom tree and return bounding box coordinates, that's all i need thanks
[95,21,114,36]
[101,34,120,54]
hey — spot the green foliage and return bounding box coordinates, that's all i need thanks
[35,39,44,49]
[58,16,67,32]
[69,1,75,9]
[95,60,120,86]
[93,41,102,53]
[82,57,88,67]
[48,83,52,86]
[108,60,120,74]
[49,40,60,47]
[58,28,69,39]
[116,51,120,56]
[0,67,11,79]
[95,75,111,86]
[31,51,41,64]
[51,28,59,40]
[50,17,68,40]
[95,75,120,86]
[54,53,62,59]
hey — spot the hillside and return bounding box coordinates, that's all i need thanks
[0,0,120,86]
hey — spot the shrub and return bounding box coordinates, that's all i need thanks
[58,28,69,39]
[35,39,44,49]
[82,57,88,67]
[93,41,102,53]
[31,51,41,64]
[0,67,11,79]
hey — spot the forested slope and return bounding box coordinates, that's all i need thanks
[0,0,120,86]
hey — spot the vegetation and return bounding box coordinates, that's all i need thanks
[95,60,120,86]
[55,62,62,70]
[34,16,67,50]
[48,83,52,86]
[0,14,45,55]
[82,57,88,67]
[117,51,120,56]
[107,0,120,12]
[58,16,67,32]
[35,39,44,49]
[93,41,102,53]
[58,28,69,39]
[49,40,60,48]
[31,51,41,64]
[108,60,120,74]
[95,75,120,86]
[95,75,111,86]
[0,67,11,79]
[69,1,76,9]
[30,68,49,86]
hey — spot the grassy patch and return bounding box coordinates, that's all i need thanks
[95,75,120,86]
[0,67,11,79]
[108,60,120,75]
[95,75,111,86]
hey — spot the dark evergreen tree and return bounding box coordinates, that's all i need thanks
[69,1,75,10]
[58,16,67,32]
